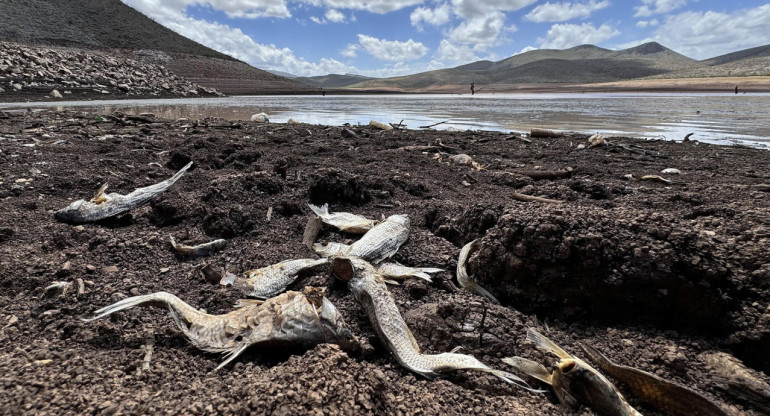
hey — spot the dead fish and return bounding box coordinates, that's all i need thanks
[699,350,770,415]
[580,343,730,416]
[330,256,535,389]
[55,162,193,224]
[169,236,226,257]
[661,168,682,175]
[221,258,329,299]
[84,287,357,370]
[457,239,499,304]
[503,328,641,416]
[313,241,351,258]
[345,214,410,264]
[641,175,671,184]
[376,262,442,283]
[308,203,378,234]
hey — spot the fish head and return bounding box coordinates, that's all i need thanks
[551,358,624,413]
[386,214,410,227]
[54,200,87,223]
[317,297,360,353]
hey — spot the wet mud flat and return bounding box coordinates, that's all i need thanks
[0,110,768,415]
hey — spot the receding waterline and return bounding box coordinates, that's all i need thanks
[2,93,769,148]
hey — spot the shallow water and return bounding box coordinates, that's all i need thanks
[2,93,769,148]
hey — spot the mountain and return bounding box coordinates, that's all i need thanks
[295,73,376,88]
[0,0,312,94]
[352,42,701,90]
[703,44,770,66]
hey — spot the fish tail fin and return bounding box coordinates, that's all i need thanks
[219,272,238,286]
[91,183,109,203]
[215,344,250,370]
[502,356,553,386]
[578,342,615,370]
[234,299,264,309]
[411,271,434,283]
[527,328,572,360]
[169,235,179,249]
[308,203,329,218]
[477,367,546,393]
[466,281,500,304]
[83,292,185,322]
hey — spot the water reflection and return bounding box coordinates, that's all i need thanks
[2,93,768,148]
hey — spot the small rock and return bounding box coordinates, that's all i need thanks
[160,267,170,274]
[5,315,18,327]
[661,168,682,175]
[86,264,96,273]
[50,89,62,98]
[104,265,119,273]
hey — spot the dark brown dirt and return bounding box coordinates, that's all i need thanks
[0,110,768,415]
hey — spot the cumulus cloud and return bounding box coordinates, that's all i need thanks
[450,0,538,19]
[634,0,687,17]
[356,34,429,61]
[448,11,507,49]
[341,44,360,57]
[648,5,770,59]
[525,0,610,23]
[433,40,481,65]
[410,3,451,29]
[313,0,424,14]
[538,22,620,49]
[635,19,658,28]
[325,8,345,22]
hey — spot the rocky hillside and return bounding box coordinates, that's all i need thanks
[0,41,218,100]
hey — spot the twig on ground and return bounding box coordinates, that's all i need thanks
[511,192,563,204]
[419,120,448,129]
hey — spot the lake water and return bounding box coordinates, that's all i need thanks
[2,93,769,148]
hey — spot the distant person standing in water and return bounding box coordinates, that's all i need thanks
[735,86,738,94]
[470,82,475,95]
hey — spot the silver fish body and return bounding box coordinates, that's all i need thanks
[225,258,329,299]
[456,239,499,304]
[376,263,442,283]
[503,328,641,416]
[331,256,529,387]
[55,162,193,224]
[84,288,358,369]
[345,214,410,264]
[308,203,377,234]
[313,241,351,258]
[169,236,226,257]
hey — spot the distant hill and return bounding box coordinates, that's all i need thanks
[0,0,313,94]
[703,44,770,66]
[295,74,376,88]
[353,42,702,90]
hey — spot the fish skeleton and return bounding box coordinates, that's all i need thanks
[579,343,730,416]
[84,287,358,370]
[330,256,534,389]
[221,258,329,299]
[456,239,499,304]
[344,214,410,264]
[169,236,226,257]
[308,203,378,234]
[55,162,193,224]
[503,328,641,416]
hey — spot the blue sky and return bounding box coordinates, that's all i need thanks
[122,1,770,77]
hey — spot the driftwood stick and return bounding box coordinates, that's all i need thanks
[302,215,323,251]
[420,120,448,129]
[530,128,564,138]
[518,168,573,180]
[503,134,532,143]
[141,326,155,373]
[512,192,563,204]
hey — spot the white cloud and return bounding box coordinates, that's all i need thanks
[648,5,770,59]
[341,44,360,57]
[124,0,292,19]
[433,39,481,64]
[310,16,324,23]
[538,22,620,49]
[517,46,538,54]
[450,0,538,19]
[635,18,658,28]
[448,11,507,49]
[410,3,451,29]
[634,0,687,17]
[313,0,424,14]
[325,8,345,22]
[356,34,429,61]
[525,0,610,23]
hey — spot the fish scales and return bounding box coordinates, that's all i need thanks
[84,288,357,369]
[230,258,329,298]
[345,214,410,264]
[55,162,193,224]
[308,203,377,234]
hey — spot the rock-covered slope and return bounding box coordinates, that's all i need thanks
[0,41,218,100]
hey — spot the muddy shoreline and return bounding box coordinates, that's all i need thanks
[1,110,768,415]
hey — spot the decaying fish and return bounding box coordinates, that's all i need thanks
[313,241,351,258]
[84,287,357,370]
[457,239,499,304]
[221,258,329,299]
[698,350,770,415]
[169,236,226,257]
[331,256,534,389]
[376,262,443,283]
[308,203,378,234]
[580,343,729,416]
[55,162,193,224]
[503,328,641,416]
[344,214,410,264]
